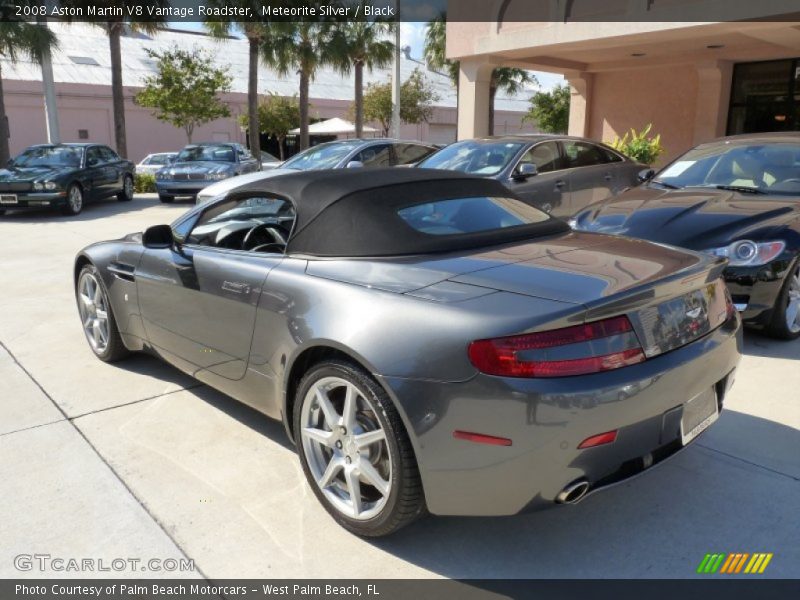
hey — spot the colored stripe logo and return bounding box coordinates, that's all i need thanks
[697,553,773,574]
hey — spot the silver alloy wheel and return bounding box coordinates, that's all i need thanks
[300,376,392,520]
[786,268,800,334]
[69,185,82,212]
[124,176,133,199]
[78,272,110,353]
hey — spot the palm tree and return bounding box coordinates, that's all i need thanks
[206,16,275,163]
[0,22,58,164]
[329,22,394,138]
[269,21,335,150]
[489,68,536,135]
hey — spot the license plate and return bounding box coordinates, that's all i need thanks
[681,388,719,445]
[0,194,17,204]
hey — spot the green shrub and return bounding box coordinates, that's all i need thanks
[608,124,664,166]
[134,172,156,193]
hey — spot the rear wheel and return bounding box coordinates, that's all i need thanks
[62,183,83,215]
[294,360,424,537]
[76,264,130,362]
[117,174,133,201]
[765,259,800,340]
[158,193,174,203]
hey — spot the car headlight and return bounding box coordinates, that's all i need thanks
[155,171,169,180]
[33,182,44,191]
[44,181,58,190]
[706,240,786,267]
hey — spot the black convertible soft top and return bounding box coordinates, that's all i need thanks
[225,168,569,257]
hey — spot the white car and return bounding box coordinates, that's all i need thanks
[136,152,177,175]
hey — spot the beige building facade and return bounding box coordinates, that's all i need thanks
[448,1,800,164]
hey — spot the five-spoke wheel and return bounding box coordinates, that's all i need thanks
[76,264,129,362]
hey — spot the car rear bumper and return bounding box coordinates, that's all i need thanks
[0,191,67,209]
[379,315,742,516]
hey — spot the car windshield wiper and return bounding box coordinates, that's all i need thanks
[649,179,681,189]
[686,184,767,195]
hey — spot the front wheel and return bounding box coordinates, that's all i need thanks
[117,174,133,201]
[76,264,130,362]
[62,183,83,215]
[158,193,174,204]
[294,360,425,537]
[765,259,800,340]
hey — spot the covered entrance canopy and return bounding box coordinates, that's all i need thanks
[289,118,379,138]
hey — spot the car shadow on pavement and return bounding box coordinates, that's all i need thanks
[742,330,800,360]
[369,410,800,579]
[0,195,191,224]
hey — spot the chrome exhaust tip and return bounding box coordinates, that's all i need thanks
[556,480,590,504]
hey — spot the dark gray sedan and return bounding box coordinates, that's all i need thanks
[418,136,643,217]
[155,142,260,203]
[74,169,741,536]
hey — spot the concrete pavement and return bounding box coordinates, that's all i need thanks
[1,196,798,579]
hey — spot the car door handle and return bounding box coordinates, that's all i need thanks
[222,281,250,294]
[554,180,566,188]
[604,173,613,181]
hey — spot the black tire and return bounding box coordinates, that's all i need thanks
[117,174,134,201]
[61,183,83,215]
[765,258,800,340]
[158,194,174,203]
[293,359,425,537]
[0,209,6,216]
[75,264,131,362]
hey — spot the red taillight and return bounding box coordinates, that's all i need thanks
[578,430,618,449]
[467,315,645,378]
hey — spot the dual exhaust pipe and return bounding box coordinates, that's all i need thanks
[556,479,590,504]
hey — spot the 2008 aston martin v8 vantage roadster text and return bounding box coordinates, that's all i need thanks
[74,169,742,536]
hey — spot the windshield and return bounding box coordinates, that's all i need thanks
[281,141,362,170]
[147,154,174,165]
[418,140,525,176]
[653,142,800,195]
[14,146,83,168]
[177,145,235,163]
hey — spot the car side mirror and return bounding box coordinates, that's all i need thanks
[346,160,364,169]
[514,163,538,180]
[638,168,656,183]
[142,224,174,249]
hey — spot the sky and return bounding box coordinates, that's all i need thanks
[168,21,564,91]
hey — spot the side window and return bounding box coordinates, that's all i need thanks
[518,141,562,173]
[100,146,119,162]
[563,141,608,168]
[86,147,102,166]
[600,146,623,163]
[186,195,296,253]
[353,144,393,167]
[394,143,435,166]
[238,146,253,161]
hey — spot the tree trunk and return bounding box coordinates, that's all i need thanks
[354,61,363,138]
[488,83,497,136]
[0,65,9,165]
[108,24,128,158]
[186,126,193,144]
[277,136,285,160]
[299,68,310,150]
[247,37,261,161]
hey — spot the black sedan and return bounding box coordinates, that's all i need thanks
[572,132,800,339]
[0,143,134,216]
[417,136,643,217]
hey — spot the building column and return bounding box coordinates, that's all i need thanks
[693,61,733,145]
[457,59,494,139]
[566,72,593,137]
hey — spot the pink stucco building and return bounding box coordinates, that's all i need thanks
[0,23,537,162]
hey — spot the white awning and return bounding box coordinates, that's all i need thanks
[289,117,379,136]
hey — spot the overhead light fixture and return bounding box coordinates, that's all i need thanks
[631,52,646,57]
[707,44,725,49]
[775,115,787,122]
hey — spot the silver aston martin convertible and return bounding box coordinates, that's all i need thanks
[74,169,742,536]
